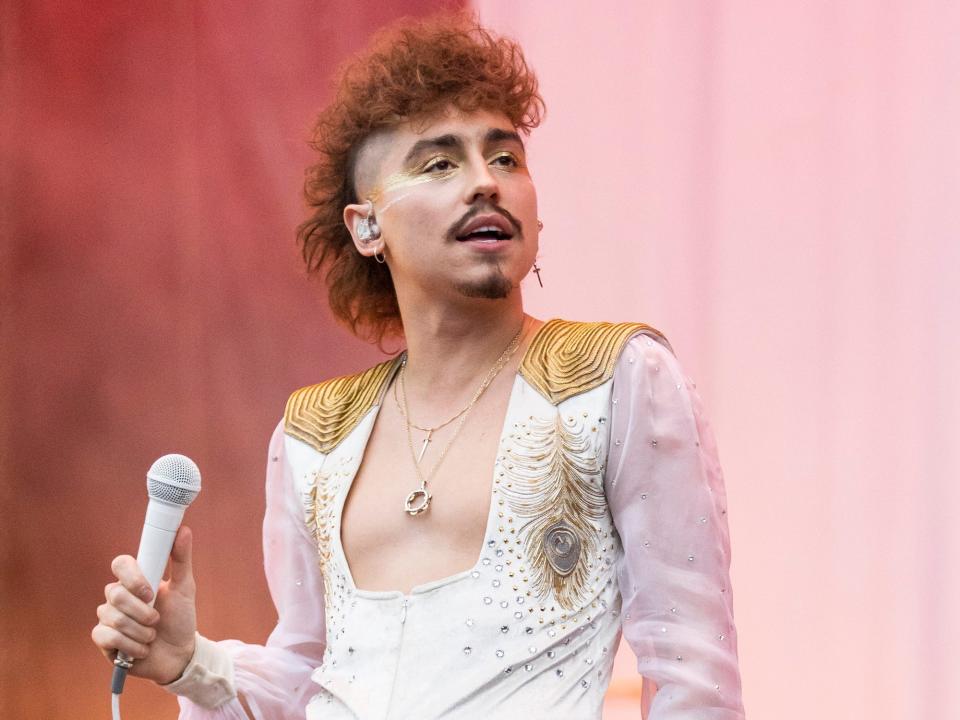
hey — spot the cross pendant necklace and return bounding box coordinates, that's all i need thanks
[416,429,433,464]
[397,317,528,516]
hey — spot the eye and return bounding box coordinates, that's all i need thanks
[490,152,520,168]
[423,157,455,173]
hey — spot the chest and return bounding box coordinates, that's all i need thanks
[295,372,616,605]
[339,376,514,593]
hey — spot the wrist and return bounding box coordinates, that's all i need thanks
[157,634,197,686]
[160,633,236,709]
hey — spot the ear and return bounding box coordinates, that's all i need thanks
[343,201,382,258]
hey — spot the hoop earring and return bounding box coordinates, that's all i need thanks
[374,249,386,264]
[537,219,544,231]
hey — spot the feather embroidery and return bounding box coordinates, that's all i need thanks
[304,468,336,608]
[500,413,606,610]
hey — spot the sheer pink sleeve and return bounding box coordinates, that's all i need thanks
[606,334,745,718]
[174,419,327,719]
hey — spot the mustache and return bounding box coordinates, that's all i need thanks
[447,204,523,240]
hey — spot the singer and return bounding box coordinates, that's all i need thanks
[92,12,745,719]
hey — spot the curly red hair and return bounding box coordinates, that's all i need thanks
[297,11,545,345]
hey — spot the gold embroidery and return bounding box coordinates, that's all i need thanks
[500,414,606,610]
[519,319,672,405]
[305,469,336,607]
[284,356,402,454]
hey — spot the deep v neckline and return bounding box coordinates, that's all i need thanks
[333,323,544,600]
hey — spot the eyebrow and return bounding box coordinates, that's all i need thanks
[402,127,525,165]
[485,128,524,147]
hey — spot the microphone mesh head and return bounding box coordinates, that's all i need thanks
[146,454,201,507]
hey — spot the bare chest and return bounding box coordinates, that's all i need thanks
[339,381,512,595]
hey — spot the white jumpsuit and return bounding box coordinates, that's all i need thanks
[166,320,745,719]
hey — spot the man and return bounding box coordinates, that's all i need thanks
[93,13,745,719]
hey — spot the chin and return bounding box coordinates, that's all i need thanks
[453,269,514,300]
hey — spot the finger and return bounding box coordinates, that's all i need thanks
[105,582,160,626]
[91,623,151,660]
[111,555,153,602]
[93,638,113,660]
[167,525,194,588]
[91,626,118,661]
[96,603,157,644]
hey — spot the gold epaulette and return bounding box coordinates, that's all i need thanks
[519,319,672,405]
[284,356,401,455]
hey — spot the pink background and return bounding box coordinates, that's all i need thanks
[3,1,959,718]
[475,2,960,717]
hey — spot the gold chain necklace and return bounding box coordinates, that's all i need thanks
[393,372,469,444]
[398,319,527,516]
[392,323,522,457]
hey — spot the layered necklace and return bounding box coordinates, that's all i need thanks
[395,319,527,516]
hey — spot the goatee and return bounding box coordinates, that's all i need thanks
[454,267,513,299]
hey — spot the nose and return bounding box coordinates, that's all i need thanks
[463,156,500,204]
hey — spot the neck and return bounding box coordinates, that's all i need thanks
[395,292,539,409]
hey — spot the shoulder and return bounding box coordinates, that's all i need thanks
[284,355,402,455]
[520,318,674,405]
[610,323,700,431]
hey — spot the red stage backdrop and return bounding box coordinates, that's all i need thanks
[0,2,461,718]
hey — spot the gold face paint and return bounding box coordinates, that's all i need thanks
[376,191,415,215]
[367,150,528,207]
[367,162,454,205]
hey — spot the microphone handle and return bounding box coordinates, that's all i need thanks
[136,522,178,598]
[114,502,184,681]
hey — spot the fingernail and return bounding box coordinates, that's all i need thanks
[140,586,153,601]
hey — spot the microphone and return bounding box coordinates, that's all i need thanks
[112,454,201,695]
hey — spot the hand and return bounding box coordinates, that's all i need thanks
[91,525,198,685]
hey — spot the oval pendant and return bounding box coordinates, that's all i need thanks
[404,488,431,516]
[543,520,580,576]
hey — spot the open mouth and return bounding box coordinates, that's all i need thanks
[456,226,514,242]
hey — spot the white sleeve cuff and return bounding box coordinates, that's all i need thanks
[161,632,237,709]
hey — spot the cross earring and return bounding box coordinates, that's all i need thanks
[532,219,544,286]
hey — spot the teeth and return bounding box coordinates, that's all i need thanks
[457,222,511,241]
